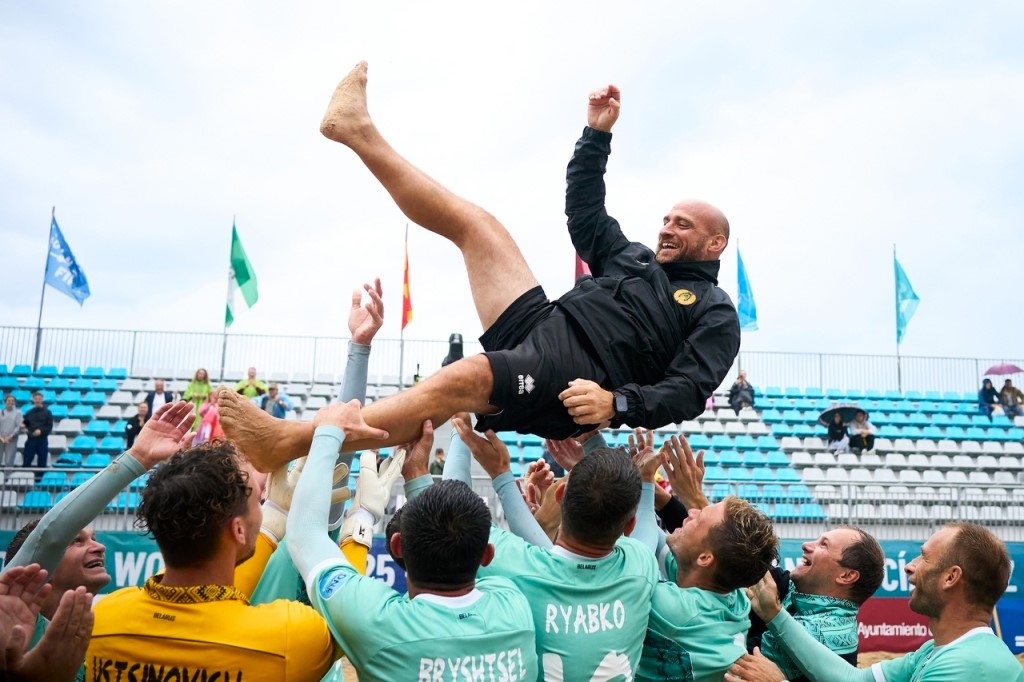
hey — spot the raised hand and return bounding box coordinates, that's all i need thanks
[313,399,389,442]
[452,418,510,480]
[627,429,660,483]
[349,278,384,346]
[0,564,50,648]
[659,435,709,510]
[400,420,434,480]
[524,459,554,509]
[352,448,406,525]
[129,401,196,469]
[745,571,783,622]
[533,477,566,542]
[587,85,621,133]
[545,437,584,472]
[12,587,94,682]
[262,456,351,543]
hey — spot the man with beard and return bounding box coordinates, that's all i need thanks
[219,63,740,473]
[748,528,885,682]
[730,523,1024,682]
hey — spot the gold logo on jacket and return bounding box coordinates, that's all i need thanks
[673,289,697,306]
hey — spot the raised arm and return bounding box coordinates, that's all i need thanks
[565,85,631,274]
[3,402,194,575]
[287,401,392,585]
[453,418,553,548]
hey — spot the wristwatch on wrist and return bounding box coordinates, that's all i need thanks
[613,391,629,421]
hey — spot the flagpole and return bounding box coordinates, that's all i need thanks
[894,244,903,395]
[219,218,234,383]
[32,208,55,371]
[398,224,408,389]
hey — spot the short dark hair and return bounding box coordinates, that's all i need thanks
[5,520,41,566]
[559,448,640,547]
[30,391,42,398]
[136,442,251,567]
[385,506,406,570]
[838,526,885,605]
[398,480,490,589]
[706,497,778,591]
[941,523,1011,610]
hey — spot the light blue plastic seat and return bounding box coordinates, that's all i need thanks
[787,484,813,501]
[59,366,82,379]
[83,367,105,379]
[83,421,110,436]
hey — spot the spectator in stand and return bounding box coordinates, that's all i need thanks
[144,378,175,415]
[252,383,293,419]
[124,401,149,449]
[235,367,268,398]
[1000,379,1023,420]
[183,368,212,429]
[731,523,1022,682]
[1,393,22,468]
[728,370,755,414]
[428,447,445,476]
[978,378,1003,420]
[22,391,53,481]
[825,412,849,453]
[847,410,875,453]
[195,390,226,445]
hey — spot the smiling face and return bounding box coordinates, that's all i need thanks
[790,527,861,596]
[655,200,729,264]
[50,526,109,594]
[4,395,13,410]
[665,500,726,580]
[906,527,956,618]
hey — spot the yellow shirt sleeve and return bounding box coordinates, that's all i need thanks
[341,539,368,575]
[234,532,276,599]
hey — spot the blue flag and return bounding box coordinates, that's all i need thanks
[894,255,919,344]
[737,249,758,331]
[45,214,90,305]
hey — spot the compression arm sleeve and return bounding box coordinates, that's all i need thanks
[765,609,875,682]
[3,451,146,575]
[442,429,473,486]
[288,426,356,584]
[404,474,434,502]
[493,471,553,548]
[630,482,665,555]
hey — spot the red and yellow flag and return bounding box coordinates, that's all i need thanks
[402,226,413,330]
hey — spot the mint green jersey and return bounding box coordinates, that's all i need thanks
[309,562,537,682]
[637,582,749,682]
[875,628,1024,682]
[478,528,659,681]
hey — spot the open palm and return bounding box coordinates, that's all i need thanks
[131,401,196,469]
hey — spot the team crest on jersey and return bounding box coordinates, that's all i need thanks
[318,568,353,599]
[673,289,697,306]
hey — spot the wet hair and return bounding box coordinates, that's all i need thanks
[385,506,406,570]
[838,526,885,605]
[941,523,1011,610]
[5,519,41,565]
[136,441,251,567]
[398,480,490,589]
[706,497,778,591]
[559,448,641,547]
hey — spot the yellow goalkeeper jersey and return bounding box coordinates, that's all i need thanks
[87,575,336,682]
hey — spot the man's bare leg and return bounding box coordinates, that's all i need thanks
[320,61,538,330]
[220,357,496,472]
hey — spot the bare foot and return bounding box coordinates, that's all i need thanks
[320,61,374,146]
[218,389,313,472]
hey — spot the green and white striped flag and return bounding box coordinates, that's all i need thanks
[226,221,258,327]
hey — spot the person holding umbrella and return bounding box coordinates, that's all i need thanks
[825,412,849,453]
[978,378,1003,420]
[819,405,862,453]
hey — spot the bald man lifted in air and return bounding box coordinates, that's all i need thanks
[221,62,740,472]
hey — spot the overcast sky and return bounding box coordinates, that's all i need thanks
[2,1,1022,363]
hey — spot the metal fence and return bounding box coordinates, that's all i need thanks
[1,325,1020,394]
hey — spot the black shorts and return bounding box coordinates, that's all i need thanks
[476,286,607,440]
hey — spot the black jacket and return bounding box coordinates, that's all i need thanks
[22,406,53,439]
[558,127,741,428]
[145,391,175,414]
